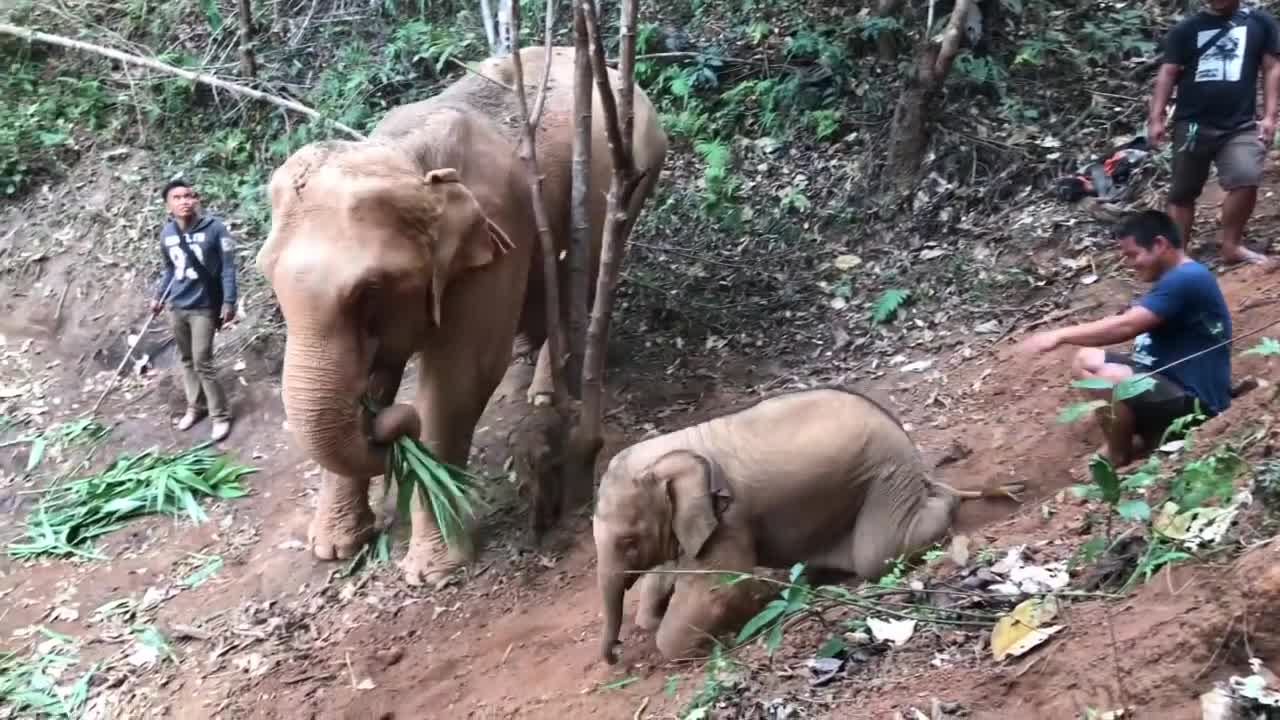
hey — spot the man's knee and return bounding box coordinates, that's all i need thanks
[1218,133,1265,190]
[1070,347,1106,378]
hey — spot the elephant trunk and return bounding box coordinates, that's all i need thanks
[281,327,417,479]
[599,569,627,664]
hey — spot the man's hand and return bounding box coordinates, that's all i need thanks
[1148,116,1167,149]
[1260,116,1278,147]
[149,299,163,316]
[220,304,236,324]
[1017,330,1062,355]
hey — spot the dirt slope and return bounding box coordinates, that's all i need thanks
[2,155,1280,720]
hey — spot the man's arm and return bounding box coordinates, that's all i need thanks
[216,222,238,317]
[1149,24,1190,146]
[1261,14,1280,143]
[1047,306,1162,348]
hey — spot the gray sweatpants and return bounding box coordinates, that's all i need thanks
[170,308,229,422]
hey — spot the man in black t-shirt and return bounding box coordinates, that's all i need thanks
[1148,0,1280,266]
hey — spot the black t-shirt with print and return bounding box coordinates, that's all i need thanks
[1161,7,1280,131]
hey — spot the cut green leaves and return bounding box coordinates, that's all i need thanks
[7,444,255,560]
[386,435,490,554]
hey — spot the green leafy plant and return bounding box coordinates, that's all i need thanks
[7,444,255,560]
[1058,375,1156,424]
[1243,336,1280,356]
[871,289,910,323]
[733,563,811,654]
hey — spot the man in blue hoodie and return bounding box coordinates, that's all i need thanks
[149,178,238,442]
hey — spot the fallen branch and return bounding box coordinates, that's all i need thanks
[0,22,364,140]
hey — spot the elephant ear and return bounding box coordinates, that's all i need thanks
[421,168,517,327]
[663,451,732,559]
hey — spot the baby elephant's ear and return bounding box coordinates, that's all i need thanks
[661,451,731,559]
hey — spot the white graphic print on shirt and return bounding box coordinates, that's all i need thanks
[1132,333,1155,368]
[1195,25,1247,82]
[163,232,207,280]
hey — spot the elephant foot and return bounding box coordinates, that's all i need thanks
[309,502,376,560]
[399,536,475,589]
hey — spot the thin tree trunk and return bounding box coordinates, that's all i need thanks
[875,0,904,62]
[497,0,513,55]
[0,22,364,139]
[566,3,592,397]
[508,0,572,534]
[885,0,975,189]
[570,0,644,480]
[478,0,498,54]
[618,0,637,157]
[237,0,258,79]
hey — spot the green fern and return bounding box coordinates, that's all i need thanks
[871,289,910,324]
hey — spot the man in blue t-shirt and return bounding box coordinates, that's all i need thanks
[1147,0,1280,266]
[1019,210,1233,466]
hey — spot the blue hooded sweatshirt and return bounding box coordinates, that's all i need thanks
[153,214,238,311]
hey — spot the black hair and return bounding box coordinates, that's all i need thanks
[161,177,193,201]
[1113,209,1183,250]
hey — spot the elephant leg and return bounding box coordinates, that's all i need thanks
[654,569,769,661]
[635,566,676,632]
[654,531,759,661]
[309,471,375,560]
[809,488,960,582]
[899,492,961,560]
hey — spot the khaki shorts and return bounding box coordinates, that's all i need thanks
[1168,121,1266,205]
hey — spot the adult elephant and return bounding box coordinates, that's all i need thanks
[257,46,669,587]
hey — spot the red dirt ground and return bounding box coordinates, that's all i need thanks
[2,158,1280,720]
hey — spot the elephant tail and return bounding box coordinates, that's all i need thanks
[929,479,1025,503]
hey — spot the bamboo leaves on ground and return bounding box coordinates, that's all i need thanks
[7,443,256,560]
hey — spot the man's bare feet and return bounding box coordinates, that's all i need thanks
[1222,245,1273,268]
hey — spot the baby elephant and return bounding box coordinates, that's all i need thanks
[592,386,1023,664]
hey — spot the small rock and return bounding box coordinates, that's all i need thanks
[376,648,404,668]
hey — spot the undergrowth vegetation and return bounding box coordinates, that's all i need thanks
[1,0,1171,363]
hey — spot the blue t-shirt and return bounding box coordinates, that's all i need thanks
[1131,261,1232,415]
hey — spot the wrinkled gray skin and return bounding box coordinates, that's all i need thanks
[592,386,1024,664]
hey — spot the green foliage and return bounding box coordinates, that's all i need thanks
[1243,337,1280,356]
[872,288,910,324]
[1059,376,1156,427]
[733,563,810,655]
[0,631,97,720]
[387,435,491,553]
[1169,446,1243,510]
[0,52,114,196]
[7,444,256,560]
[1070,427,1251,591]
[679,645,742,720]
